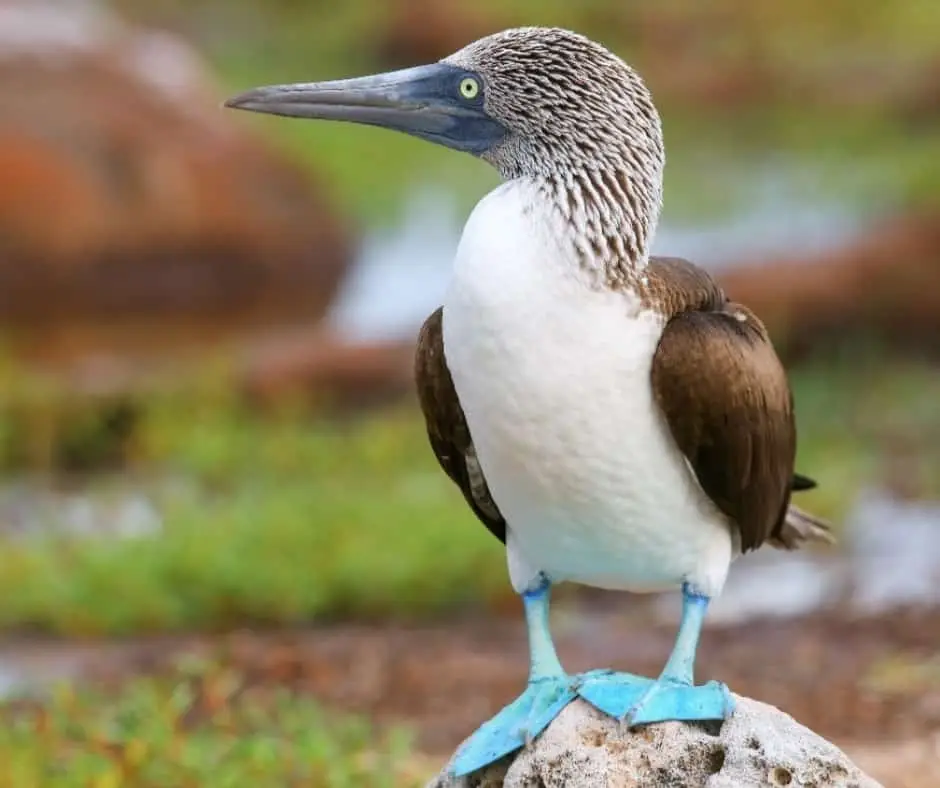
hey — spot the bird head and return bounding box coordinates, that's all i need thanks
[225,27,664,185]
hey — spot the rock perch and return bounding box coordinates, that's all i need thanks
[428,697,883,788]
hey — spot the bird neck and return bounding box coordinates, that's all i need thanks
[536,162,662,289]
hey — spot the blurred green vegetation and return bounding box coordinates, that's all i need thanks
[0,658,422,787]
[0,350,938,637]
[0,375,505,636]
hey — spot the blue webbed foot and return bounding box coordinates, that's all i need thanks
[625,677,734,726]
[581,583,736,729]
[575,668,654,718]
[450,675,578,777]
[450,574,575,777]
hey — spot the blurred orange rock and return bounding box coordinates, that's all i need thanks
[719,210,940,361]
[0,2,353,357]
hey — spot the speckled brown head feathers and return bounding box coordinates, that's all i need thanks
[445,28,663,182]
[445,27,665,277]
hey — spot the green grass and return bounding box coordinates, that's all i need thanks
[0,388,507,636]
[0,353,938,637]
[791,352,940,517]
[0,658,422,787]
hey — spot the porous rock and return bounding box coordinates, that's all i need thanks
[428,697,883,788]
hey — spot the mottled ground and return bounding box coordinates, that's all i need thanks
[4,600,938,786]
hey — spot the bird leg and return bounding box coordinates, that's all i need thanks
[621,583,735,726]
[450,574,578,777]
[523,573,566,681]
[576,583,734,726]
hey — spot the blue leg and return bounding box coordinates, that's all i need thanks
[623,583,735,725]
[450,575,577,776]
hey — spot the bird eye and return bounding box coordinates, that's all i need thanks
[459,77,480,100]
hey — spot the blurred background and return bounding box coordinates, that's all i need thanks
[0,0,938,784]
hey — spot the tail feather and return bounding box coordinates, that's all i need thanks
[771,503,835,550]
[791,473,817,492]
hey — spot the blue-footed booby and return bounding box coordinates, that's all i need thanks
[225,26,833,777]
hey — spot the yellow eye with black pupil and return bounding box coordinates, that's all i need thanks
[459,77,480,99]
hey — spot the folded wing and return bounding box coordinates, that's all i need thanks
[414,307,506,543]
[646,257,831,552]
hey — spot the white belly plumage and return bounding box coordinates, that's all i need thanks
[442,181,734,599]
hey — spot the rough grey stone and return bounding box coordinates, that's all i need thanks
[428,696,883,788]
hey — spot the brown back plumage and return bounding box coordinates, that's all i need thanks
[644,257,831,552]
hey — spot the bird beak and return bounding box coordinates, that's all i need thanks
[224,63,507,156]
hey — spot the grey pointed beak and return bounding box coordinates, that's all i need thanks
[224,63,506,156]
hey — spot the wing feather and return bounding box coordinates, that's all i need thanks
[646,257,829,551]
[414,307,506,543]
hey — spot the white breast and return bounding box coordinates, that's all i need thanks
[442,180,734,599]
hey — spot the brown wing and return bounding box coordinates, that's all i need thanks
[414,307,506,544]
[646,257,800,553]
